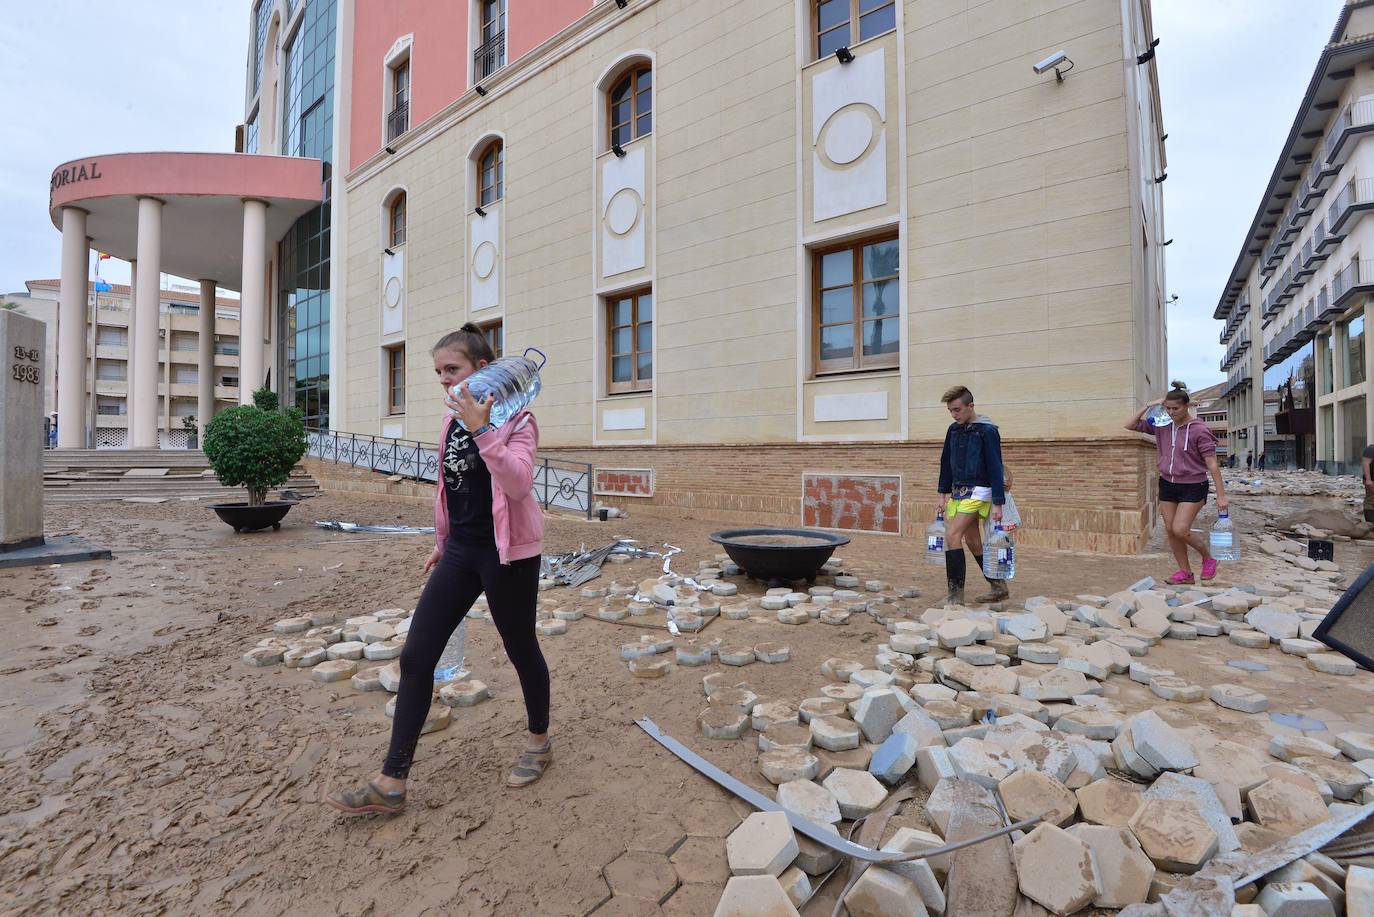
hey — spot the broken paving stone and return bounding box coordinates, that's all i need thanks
[1253,882,1336,916]
[776,778,842,825]
[1148,676,1205,703]
[700,707,750,739]
[936,619,979,648]
[752,701,799,731]
[999,769,1078,827]
[350,666,386,692]
[1279,638,1326,656]
[821,683,865,703]
[1270,734,1341,762]
[869,732,920,785]
[843,868,925,917]
[1055,707,1123,741]
[1245,606,1302,641]
[326,641,365,661]
[1128,798,1219,874]
[758,749,820,784]
[419,705,452,734]
[1013,823,1098,915]
[853,688,909,744]
[947,738,1016,789]
[754,642,791,664]
[1143,772,1241,854]
[719,645,757,666]
[1308,652,1357,676]
[1230,629,1271,648]
[821,657,864,680]
[758,723,813,753]
[725,811,798,878]
[923,699,974,730]
[1067,824,1154,909]
[439,679,489,707]
[283,645,328,668]
[1291,755,1372,800]
[1336,732,1374,760]
[776,608,810,625]
[1247,778,1331,835]
[378,662,402,692]
[311,659,357,683]
[1076,777,1144,827]
[822,767,888,819]
[629,657,673,678]
[357,621,396,644]
[851,669,896,690]
[1208,683,1269,714]
[1129,710,1199,772]
[810,715,861,751]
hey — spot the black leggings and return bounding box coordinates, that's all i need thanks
[382,539,546,779]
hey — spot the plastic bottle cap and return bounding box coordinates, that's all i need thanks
[1219,512,1228,518]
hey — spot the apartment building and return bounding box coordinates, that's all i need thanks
[24,280,241,448]
[1189,381,1229,459]
[1216,1,1374,474]
[328,0,1169,552]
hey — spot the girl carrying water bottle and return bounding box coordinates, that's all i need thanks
[1127,381,1229,585]
[327,324,551,815]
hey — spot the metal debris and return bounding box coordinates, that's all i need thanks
[314,521,435,535]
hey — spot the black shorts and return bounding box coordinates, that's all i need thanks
[1159,476,1208,504]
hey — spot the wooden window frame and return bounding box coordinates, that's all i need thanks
[385,344,405,415]
[812,0,896,60]
[608,63,652,149]
[392,60,410,112]
[480,0,505,44]
[606,288,653,395]
[478,140,504,207]
[389,193,406,247]
[811,232,900,376]
[478,319,503,359]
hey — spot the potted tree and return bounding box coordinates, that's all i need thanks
[203,388,307,532]
[182,414,198,449]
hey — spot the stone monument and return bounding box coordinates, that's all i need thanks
[0,309,109,568]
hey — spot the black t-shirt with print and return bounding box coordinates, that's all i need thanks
[443,421,494,542]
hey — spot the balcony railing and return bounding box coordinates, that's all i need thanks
[1332,259,1374,311]
[474,31,505,82]
[1324,98,1374,170]
[386,102,409,142]
[214,344,240,355]
[305,426,593,517]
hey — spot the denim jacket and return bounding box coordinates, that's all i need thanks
[937,414,1006,506]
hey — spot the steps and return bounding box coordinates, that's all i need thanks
[43,448,320,503]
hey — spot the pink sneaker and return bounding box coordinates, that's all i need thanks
[1166,569,1195,585]
[1200,558,1218,581]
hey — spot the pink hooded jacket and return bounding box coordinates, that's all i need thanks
[434,409,544,564]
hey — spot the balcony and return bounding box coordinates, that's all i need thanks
[1309,219,1332,265]
[214,344,240,356]
[474,31,505,82]
[1303,174,1328,207]
[1327,178,1374,236]
[1323,98,1374,172]
[1317,285,1341,322]
[386,102,409,142]
[1295,179,1315,216]
[1332,259,1374,310]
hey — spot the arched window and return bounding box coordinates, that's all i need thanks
[608,64,652,148]
[389,192,407,246]
[478,140,504,207]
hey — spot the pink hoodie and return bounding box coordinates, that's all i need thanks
[1133,417,1217,484]
[434,409,545,564]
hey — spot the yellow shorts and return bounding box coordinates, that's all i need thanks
[947,497,991,519]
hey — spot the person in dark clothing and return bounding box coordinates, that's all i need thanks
[935,385,1007,605]
[327,324,551,816]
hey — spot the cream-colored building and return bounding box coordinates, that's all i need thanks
[24,280,242,448]
[331,0,1169,551]
[1215,1,1374,474]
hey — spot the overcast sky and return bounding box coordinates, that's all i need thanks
[0,0,1342,390]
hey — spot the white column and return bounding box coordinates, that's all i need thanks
[129,197,163,448]
[197,279,216,439]
[56,207,89,448]
[240,198,268,403]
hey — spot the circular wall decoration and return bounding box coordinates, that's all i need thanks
[384,276,402,308]
[473,241,498,279]
[605,187,642,236]
[820,106,878,166]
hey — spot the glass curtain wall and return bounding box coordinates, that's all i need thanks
[277,0,336,429]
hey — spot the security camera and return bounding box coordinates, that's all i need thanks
[1033,51,1069,75]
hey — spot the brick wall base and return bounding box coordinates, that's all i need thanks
[302,457,435,505]
[543,438,1159,555]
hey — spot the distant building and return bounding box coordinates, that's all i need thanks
[22,280,241,448]
[1190,381,1229,459]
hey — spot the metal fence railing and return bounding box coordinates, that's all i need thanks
[305,426,593,518]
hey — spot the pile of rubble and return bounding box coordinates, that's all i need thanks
[1226,470,1365,504]
[698,565,1374,915]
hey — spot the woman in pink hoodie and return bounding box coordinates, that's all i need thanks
[1127,381,1229,585]
[328,324,549,815]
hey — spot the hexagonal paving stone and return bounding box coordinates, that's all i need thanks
[725,811,798,877]
[668,836,730,885]
[1128,798,1219,874]
[758,749,820,785]
[627,813,688,857]
[1246,778,1331,835]
[776,779,841,826]
[1208,683,1269,714]
[810,715,860,751]
[823,768,888,820]
[1013,824,1098,915]
[998,769,1078,827]
[842,867,925,917]
[699,708,750,740]
[711,875,799,917]
[852,688,909,744]
[1067,823,1154,909]
[603,851,680,903]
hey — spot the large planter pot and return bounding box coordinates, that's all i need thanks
[708,528,851,584]
[208,501,295,533]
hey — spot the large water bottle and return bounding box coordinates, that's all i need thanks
[925,513,947,565]
[1210,512,1240,561]
[1142,405,1173,428]
[450,348,547,431]
[983,525,1015,580]
[434,621,467,683]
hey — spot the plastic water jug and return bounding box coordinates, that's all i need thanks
[450,347,547,431]
[1143,404,1173,428]
[434,621,467,683]
[925,513,947,565]
[983,524,1015,580]
[1210,512,1240,561]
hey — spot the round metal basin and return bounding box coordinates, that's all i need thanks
[208,501,295,533]
[707,528,851,583]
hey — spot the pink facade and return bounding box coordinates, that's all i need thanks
[349,0,592,171]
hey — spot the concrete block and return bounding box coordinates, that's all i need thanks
[438,679,489,707]
[811,715,861,751]
[311,659,357,682]
[1128,799,1219,874]
[1209,683,1269,713]
[758,749,820,785]
[776,778,841,826]
[1013,824,1098,915]
[1346,865,1373,917]
[1129,710,1199,771]
[853,688,909,744]
[1067,824,1154,909]
[998,769,1077,827]
[758,723,813,753]
[726,811,798,877]
[1270,734,1341,763]
[1308,653,1357,676]
[700,707,750,739]
[712,875,800,917]
[843,868,928,917]
[1253,882,1336,916]
[822,768,888,819]
[1144,772,1240,854]
[869,732,920,785]
[1247,778,1331,834]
